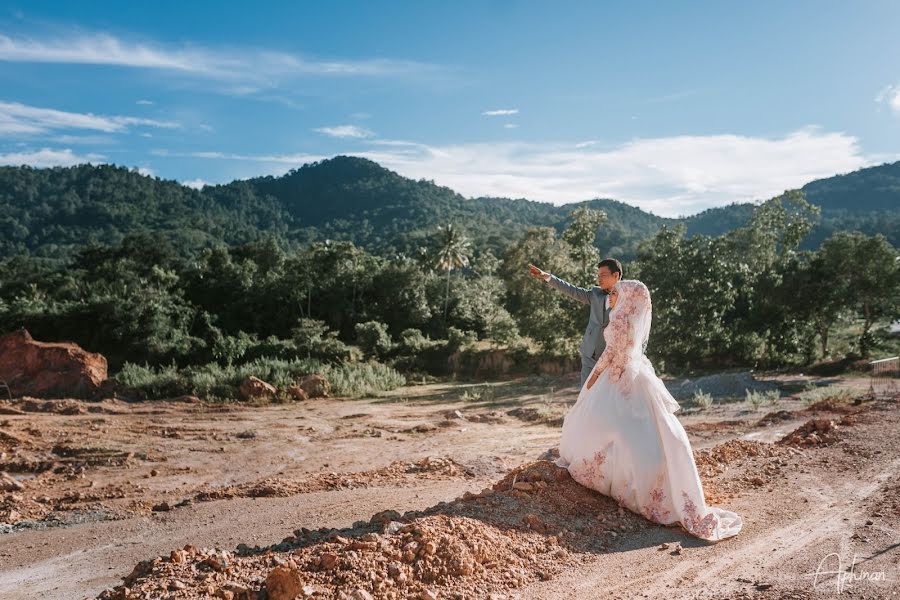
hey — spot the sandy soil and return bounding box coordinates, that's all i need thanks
[0,373,896,599]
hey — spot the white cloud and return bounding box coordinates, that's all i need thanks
[136,166,154,177]
[176,127,883,217]
[0,147,104,167]
[136,99,154,105]
[0,101,179,135]
[503,123,519,129]
[0,32,442,87]
[350,127,874,216]
[182,178,208,189]
[876,85,900,113]
[482,109,519,116]
[313,125,374,139]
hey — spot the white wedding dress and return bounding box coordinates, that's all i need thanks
[555,279,742,541]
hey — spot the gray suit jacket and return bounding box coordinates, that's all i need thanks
[546,274,611,360]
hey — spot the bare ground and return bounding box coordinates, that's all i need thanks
[0,373,897,599]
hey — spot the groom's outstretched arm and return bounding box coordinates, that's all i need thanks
[527,263,591,305]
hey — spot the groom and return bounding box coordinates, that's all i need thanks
[528,258,623,386]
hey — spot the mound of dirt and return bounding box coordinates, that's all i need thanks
[756,410,795,426]
[506,407,564,427]
[99,457,732,599]
[195,457,473,502]
[668,371,777,400]
[95,430,819,600]
[778,419,841,447]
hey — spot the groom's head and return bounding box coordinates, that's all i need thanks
[597,258,623,290]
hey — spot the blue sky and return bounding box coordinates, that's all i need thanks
[1,0,899,216]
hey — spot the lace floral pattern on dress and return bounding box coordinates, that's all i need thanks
[641,473,671,524]
[592,282,652,396]
[680,491,719,539]
[570,441,613,488]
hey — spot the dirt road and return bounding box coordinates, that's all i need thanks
[0,374,896,599]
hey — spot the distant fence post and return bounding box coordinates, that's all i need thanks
[869,357,899,400]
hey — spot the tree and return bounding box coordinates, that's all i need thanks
[501,227,581,353]
[562,207,607,285]
[433,224,472,319]
[819,232,900,357]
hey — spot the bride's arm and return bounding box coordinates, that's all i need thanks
[585,310,630,389]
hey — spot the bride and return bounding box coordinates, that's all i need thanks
[555,278,742,541]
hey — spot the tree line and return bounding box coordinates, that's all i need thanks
[1,189,897,390]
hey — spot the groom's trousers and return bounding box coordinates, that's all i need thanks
[580,354,598,388]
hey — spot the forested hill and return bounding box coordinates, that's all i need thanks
[1,156,897,260]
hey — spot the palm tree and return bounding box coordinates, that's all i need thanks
[434,224,472,319]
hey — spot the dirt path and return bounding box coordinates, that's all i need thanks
[0,374,896,599]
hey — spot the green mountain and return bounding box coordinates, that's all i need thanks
[1,156,897,261]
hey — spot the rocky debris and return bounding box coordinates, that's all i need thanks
[778,419,841,446]
[506,407,563,426]
[98,510,577,600]
[297,374,330,399]
[405,423,437,433]
[0,329,108,399]
[455,411,505,424]
[100,455,728,599]
[239,377,276,400]
[285,384,309,402]
[195,457,473,502]
[95,419,853,600]
[803,396,868,415]
[0,471,25,492]
[51,444,135,467]
[18,398,87,415]
[668,371,777,400]
[756,410,795,426]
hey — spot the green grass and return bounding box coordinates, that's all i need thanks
[692,389,714,410]
[115,357,406,401]
[796,384,855,406]
[745,389,780,411]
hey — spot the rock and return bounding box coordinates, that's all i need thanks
[239,376,276,400]
[286,384,309,401]
[319,552,338,570]
[204,551,229,572]
[421,590,438,600]
[265,565,302,600]
[298,374,331,398]
[352,590,374,600]
[152,502,171,512]
[512,481,534,492]
[0,329,108,399]
[0,472,24,492]
[383,520,405,535]
[522,513,548,533]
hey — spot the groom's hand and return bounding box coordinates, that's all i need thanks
[528,263,550,281]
